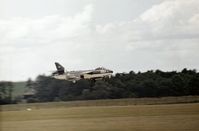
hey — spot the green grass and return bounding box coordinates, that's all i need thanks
[1,103,199,131]
[1,96,199,111]
[0,102,199,131]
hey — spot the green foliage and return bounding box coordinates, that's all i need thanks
[0,81,14,104]
[12,82,26,97]
[26,78,34,89]
[30,69,199,102]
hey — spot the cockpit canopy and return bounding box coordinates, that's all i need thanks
[95,67,113,73]
[95,67,105,70]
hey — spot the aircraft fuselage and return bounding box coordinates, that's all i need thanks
[52,62,113,82]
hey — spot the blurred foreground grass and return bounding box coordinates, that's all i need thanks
[0,98,199,131]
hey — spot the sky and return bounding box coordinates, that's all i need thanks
[0,0,199,81]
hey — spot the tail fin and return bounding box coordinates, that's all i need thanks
[55,62,65,74]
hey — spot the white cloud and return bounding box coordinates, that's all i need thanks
[93,0,199,70]
[139,0,199,38]
[0,1,199,81]
[0,4,94,81]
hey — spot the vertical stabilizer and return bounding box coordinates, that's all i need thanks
[55,62,65,74]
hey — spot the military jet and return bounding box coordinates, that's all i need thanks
[52,62,113,82]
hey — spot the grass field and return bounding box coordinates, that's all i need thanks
[1,102,199,131]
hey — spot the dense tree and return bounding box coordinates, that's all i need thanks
[26,78,34,89]
[34,75,57,102]
[28,69,199,103]
[188,75,199,95]
[0,82,14,104]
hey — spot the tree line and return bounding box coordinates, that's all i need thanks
[0,82,13,104]
[28,68,199,102]
[0,68,199,104]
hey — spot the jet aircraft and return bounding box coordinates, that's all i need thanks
[52,62,113,82]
